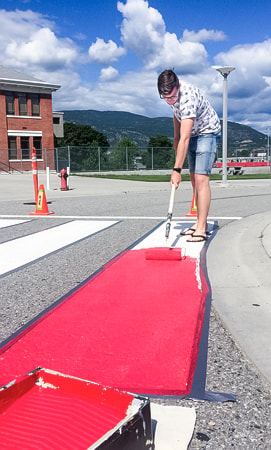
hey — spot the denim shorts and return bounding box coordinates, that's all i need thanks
[188,133,220,175]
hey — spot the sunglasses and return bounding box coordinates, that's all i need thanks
[160,87,180,101]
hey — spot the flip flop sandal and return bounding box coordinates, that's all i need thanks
[187,234,208,243]
[181,228,211,236]
[180,227,196,236]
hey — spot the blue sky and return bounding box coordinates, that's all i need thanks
[1,0,271,134]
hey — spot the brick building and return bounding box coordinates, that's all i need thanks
[0,65,61,172]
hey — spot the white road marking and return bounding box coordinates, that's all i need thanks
[0,220,117,276]
[0,219,30,229]
[0,214,243,221]
[132,220,213,259]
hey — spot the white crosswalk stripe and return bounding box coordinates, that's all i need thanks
[0,219,30,229]
[0,220,117,276]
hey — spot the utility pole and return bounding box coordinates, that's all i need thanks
[216,66,235,185]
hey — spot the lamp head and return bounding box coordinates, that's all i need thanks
[215,66,235,77]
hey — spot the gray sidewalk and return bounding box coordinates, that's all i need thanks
[208,211,271,385]
[0,171,171,201]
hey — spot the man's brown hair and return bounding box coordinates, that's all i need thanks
[157,69,179,96]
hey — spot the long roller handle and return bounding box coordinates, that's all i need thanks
[168,184,176,215]
[165,184,176,240]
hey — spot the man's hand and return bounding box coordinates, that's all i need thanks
[171,170,181,188]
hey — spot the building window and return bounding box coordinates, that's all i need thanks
[31,94,40,116]
[53,117,60,124]
[6,92,15,115]
[33,137,42,159]
[21,137,30,159]
[8,137,17,159]
[18,93,28,116]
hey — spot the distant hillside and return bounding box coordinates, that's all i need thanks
[62,110,172,146]
[62,109,267,154]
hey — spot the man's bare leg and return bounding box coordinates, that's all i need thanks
[187,173,210,241]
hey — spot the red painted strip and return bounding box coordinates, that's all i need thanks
[0,248,208,396]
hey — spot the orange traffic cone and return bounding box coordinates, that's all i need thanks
[185,194,197,217]
[30,184,54,216]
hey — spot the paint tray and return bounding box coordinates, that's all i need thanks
[0,368,153,450]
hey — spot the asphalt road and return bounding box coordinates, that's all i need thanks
[0,173,269,340]
[0,173,271,448]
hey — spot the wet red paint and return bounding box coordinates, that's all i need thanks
[0,248,208,395]
[0,369,135,449]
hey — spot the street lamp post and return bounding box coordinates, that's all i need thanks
[266,126,271,172]
[216,66,235,185]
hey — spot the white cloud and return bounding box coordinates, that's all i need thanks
[91,70,162,116]
[99,66,119,81]
[1,5,271,132]
[0,10,79,73]
[117,0,208,73]
[88,38,126,64]
[52,69,162,117]
[215,39,271,77]
[146,33,208,73]
[213,39,271,118]
[6,28,78,71]
[117,0,165,60]
[182,28,226,43]
[0,9,53,43]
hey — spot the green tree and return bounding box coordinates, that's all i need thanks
[56,122,109,171]
[76,141,109,172]
[143,135,174,169]
[108,137,139,170]
[56,122,109,147]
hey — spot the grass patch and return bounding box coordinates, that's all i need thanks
[75,173,271,182]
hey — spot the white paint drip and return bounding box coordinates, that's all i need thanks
[196,258,202,291]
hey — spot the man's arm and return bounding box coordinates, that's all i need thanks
[173,115,180,151]
[171,117,194,188]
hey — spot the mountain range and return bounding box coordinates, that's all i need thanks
[62,110,268,155]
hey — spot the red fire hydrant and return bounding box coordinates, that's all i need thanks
[59,168,69,191]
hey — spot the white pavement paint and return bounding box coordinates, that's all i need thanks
[151,403,196,450]
[0,219,30,229]
[0,214,242,221]
[132,220,215,259]
[0,220,117,276]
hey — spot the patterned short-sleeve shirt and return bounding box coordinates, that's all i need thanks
[171,82,221,136]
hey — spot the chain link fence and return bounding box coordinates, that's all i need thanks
[2,146,178,173]
[54,146,182,172]
[3,144,228,173]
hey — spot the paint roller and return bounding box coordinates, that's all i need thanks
[145,247,182,261]
[145,185,182,261]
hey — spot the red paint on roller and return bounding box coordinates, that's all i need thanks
[0,248,207,396]
[145,247,182,260]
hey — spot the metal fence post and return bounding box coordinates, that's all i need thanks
[68,146,71,171]
[98,147,101,172]
[55,147,59,173]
